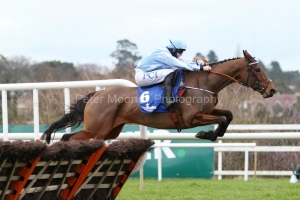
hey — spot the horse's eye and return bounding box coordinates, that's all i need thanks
[255,68,260,72]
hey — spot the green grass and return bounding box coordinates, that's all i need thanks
[117,177,300,200]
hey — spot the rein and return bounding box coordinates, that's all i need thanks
[184,60,272,96]
[184,65,246,95]
[210,61,260,84]
[210,70,240,83]
[210,61,272,94]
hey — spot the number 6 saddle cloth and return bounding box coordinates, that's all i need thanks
[137,70,185,113]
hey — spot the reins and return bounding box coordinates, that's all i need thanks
[209,61,259,84]
[184,70,239,96]
[209,61,271,94]
[210,70,240,83]
[185,60,272,96]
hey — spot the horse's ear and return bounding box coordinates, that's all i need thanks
[243,50,251,60]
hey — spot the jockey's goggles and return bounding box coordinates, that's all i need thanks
[169,39,186,54]
[176,49,185,54]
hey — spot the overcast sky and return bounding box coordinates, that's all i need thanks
[1,0,299,72]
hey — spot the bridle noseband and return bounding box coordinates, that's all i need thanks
[239,61,272,94]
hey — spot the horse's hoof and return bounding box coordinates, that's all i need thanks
[195,131,205,139]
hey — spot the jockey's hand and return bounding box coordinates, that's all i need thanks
[203,65,212,72]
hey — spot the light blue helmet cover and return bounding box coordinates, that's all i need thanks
[166,37,187,50]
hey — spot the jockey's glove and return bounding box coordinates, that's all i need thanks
[196,59,206,71]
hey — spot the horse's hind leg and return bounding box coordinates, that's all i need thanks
[94,124,125,140]
[61,130,97,141]
[61,133,73,141]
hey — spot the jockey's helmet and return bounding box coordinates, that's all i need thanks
[167,37,187,51]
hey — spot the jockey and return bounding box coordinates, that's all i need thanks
[135,37,212,109]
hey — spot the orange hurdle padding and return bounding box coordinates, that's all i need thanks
[7,156,41,200]
[60,145,107,200]
[113,158,140,198]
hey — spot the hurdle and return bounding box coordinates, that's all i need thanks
[0,139,153,200]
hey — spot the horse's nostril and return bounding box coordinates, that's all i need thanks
[270,89,276,96]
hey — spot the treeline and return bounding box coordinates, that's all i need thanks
[1,39,300,94]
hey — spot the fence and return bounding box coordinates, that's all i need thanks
[2,126,299,181]
[215,124,300,180]
[0,138,153,199]
[154,142,256,181]
[0,79,147,141]
[118,125,300,180]
[1,80,300,181]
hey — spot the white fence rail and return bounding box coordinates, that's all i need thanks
[154,142,256,181]
[117,132,300,140]
[222,124,300,131]
[215,124,300,180]
[2,130,300,141]
[0,79,147,141]
[117,126,300,180]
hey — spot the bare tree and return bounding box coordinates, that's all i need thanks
[110,39,141,81]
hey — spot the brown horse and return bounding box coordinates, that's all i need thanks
[42,50,276,144]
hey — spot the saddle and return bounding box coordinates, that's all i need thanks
[137,70,185,114]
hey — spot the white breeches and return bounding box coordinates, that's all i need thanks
[135,68,175,86]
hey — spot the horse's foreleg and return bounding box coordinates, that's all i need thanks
[209,108,233,137]
[191,112,227,141]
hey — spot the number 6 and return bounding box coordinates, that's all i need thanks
[140,91,150,103]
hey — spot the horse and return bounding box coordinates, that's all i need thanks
[41,50,276,144]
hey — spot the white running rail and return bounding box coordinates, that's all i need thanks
[0,79,145,141]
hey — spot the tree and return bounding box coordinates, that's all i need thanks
[0,56,32,122]
[207,50,218,63]
[30,61,79,82]
[193,52,206,61]
[269,61,291,94]
[258,60,268,74]
[110,39,141,80]
[269,61,283,83]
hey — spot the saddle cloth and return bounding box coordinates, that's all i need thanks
[137,70,184,113]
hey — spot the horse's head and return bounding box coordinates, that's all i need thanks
[240,50,276,98]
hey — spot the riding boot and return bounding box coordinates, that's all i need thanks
[163,71,178,109]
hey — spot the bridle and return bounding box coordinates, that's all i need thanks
[210,60,272,94]
[184,59,272,96]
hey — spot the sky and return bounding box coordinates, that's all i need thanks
[1,0,300,72]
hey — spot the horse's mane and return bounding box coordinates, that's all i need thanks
[209,57,242,66]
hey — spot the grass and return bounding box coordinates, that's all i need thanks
[117,177,300,200]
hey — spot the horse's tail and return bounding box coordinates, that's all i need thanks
[41,91,97,144]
